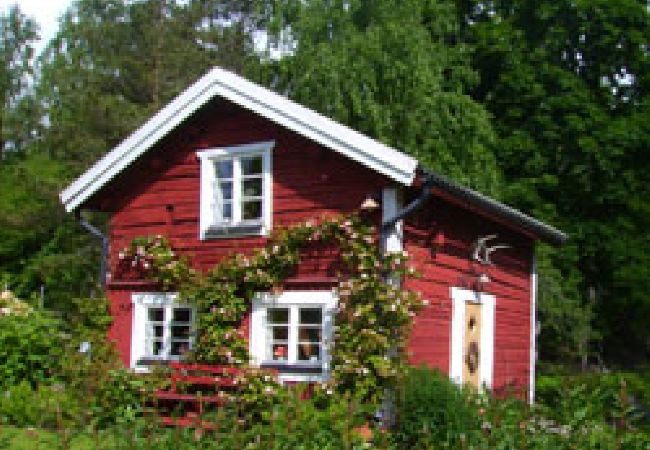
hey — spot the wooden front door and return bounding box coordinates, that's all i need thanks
[463,302,482,388]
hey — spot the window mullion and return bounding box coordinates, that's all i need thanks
[233,157,242,223]
[288,306,297,364]
[164,306,172,359]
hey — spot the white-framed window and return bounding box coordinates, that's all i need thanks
[197,141,273,239]
[131,293,195,371]
[250,290,337,382]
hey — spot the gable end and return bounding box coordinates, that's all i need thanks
[60,67,418,212]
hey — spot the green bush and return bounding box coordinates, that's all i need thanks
[24,390,377,450]
[0,381,79,427]
[0,311,65,389]
[392,367,482,447]
[59,338,157,428]
[391,367,650,449]
[538,372,650,428]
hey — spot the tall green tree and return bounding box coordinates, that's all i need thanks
[254,0,501,195]
[457,0,650,366]
[0,4,38,155]
[8,0,266,308]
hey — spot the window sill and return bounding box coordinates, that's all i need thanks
[201,222,266,239]
[260,362,324,374]
[133,357,186,373]
[260,362,329,383]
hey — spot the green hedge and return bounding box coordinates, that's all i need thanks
[0,311,65,389]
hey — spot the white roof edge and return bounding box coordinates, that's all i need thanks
[60,67,418,212]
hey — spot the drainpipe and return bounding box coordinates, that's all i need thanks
[381,171,435,230]
[376,171,435,428]
[76,211,109,289]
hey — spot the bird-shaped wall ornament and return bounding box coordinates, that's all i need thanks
[470,234,511,265]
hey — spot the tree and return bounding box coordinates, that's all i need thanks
[252,0,502,195]
[6,0,267,309]
[0,4,38,155]
[457,0,650,366]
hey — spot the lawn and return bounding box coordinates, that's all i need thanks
[0,426,111,450]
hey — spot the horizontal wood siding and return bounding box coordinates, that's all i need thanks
[106,286,138,367]
[97,99,388,276]
[404,196,534,394]
[93,98,535,395]
[99,99,388,368]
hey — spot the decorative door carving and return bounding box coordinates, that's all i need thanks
[463,302,482,388]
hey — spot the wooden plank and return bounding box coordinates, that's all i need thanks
[154,391,229,405]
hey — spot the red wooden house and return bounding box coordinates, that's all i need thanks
[60,67,565,402]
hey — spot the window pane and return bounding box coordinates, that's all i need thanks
[242,200,262,220]
[148,308,164,322]
[216,202,232,221]
[268,308,288,324]
[241,156,262,175]
[298,327,321,343]
[153,340,163,356]
[154,325,164,338]
[218,181,233,200]
[216,160,233,178]
[298,343,321,362]
[272,327,288,340]
[173,308,192,323]
[271,343,288,361]
[172,325,190,339]
[242,178,262,197]
[299,308,322,325]
[171,341,190,356]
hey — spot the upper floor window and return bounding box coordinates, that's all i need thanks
[197,141,273,239]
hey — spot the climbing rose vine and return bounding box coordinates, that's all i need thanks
[120,215,425,407]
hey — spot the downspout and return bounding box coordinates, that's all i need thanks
[377,171,434,428]
[76,211,109,289]
[382,171,435,230]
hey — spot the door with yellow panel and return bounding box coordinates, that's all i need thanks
[462,302,482,387]
[450,288,495,389]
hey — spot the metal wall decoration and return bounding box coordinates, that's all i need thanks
[470,234,511,265]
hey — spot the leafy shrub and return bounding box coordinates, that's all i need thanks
[65,296,113,340]
[59,338,158,428]
[0,310,65,389]
[0,381,79,427]
[537,373,650,428]
[245,389,371,449]
[104,389,377,450]
[391,368,650,449]
[392,367,482,447]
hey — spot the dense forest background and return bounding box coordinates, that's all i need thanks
[1,0,648,371]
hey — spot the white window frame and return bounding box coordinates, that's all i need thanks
[197,141,274,240]
[131,292,195,372]
[250,290,338,383]
[449,287,495,389]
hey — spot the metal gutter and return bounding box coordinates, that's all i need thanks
[382,173,436,231]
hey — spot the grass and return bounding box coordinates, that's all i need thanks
[0,426,112,450]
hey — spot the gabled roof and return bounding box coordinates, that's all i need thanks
[60,66,566,246]
[59,67,418,213]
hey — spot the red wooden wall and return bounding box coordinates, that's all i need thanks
[404,196,534,395]
[87,98,535,394]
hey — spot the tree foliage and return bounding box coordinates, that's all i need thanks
[0,5,38,155]
[254,0,501,195]
[457,0,650,365]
